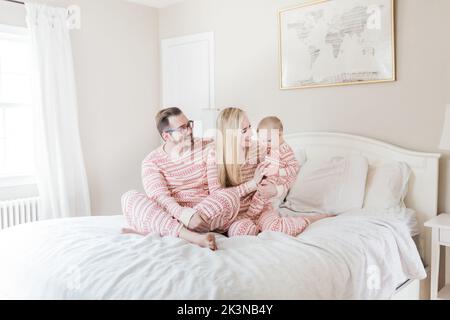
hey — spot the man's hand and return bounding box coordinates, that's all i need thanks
[257,179,277,200]
[188,212,210,233]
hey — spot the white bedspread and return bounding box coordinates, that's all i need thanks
[0,213,426,300]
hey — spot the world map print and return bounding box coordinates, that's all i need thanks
[280,0,395,89]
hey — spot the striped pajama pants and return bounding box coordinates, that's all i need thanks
[121,189,240,237]
[228,197,310,238]
[228,211,310,237]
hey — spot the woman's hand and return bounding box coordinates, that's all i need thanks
[253,162,270,184]
[257,179,278,200]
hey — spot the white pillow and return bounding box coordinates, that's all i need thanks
[363,162,411,210]
[292,146,307,166]
[282,155,368,214]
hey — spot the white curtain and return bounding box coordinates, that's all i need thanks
[26,3,91,219]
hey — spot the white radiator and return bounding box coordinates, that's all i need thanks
[0,197,40,230]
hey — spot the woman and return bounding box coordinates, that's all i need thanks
[206,107,331,237]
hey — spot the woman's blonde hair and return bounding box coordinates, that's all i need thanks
[216,107,248,188]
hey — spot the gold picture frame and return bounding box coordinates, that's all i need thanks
[279,0,396,90]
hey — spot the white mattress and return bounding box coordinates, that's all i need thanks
[0,210,426,300]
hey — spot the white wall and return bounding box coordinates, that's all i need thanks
[0,0,161,215]
[159,0,450,214]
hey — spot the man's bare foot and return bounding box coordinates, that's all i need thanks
[307,214,336,224]
[198,233,217,251]
[179,228,217,251]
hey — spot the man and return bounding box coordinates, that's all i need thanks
[121,107,240,250]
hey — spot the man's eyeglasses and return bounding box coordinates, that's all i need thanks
[165,120,194,134]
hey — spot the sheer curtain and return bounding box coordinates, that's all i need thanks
[26,3,91,219]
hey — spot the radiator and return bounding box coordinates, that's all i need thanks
[0,197,40,230]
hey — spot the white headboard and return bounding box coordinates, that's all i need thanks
[285,132,441,266]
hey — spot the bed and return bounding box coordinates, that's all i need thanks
[0,132,441,300]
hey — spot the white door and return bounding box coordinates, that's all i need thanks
[161,32,217,137]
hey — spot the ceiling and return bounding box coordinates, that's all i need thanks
[125,0,186,8]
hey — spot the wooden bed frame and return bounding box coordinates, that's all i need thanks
[284,132,441,299]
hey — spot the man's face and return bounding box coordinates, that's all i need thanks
[162,114,193,145]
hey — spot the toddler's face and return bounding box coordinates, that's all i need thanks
[258,128,280,151]
[258,133,270,147]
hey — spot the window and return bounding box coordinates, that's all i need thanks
[0,25,35,188]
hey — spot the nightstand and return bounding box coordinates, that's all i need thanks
[425,214,450,300]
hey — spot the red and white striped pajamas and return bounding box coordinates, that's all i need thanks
[207,142,310,237]
[121,139,240,237]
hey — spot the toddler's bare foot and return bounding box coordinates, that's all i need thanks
[307,214,336,224]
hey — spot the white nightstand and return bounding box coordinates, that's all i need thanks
[425,214,450,300]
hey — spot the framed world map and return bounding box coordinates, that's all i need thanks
[279,0,396,89]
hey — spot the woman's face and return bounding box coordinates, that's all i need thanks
[240,114,253,148]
